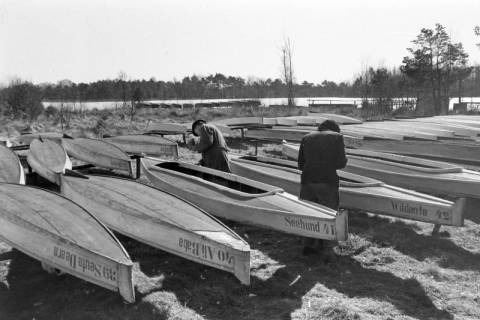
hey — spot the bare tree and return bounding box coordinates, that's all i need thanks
[281,38,295,107]
[475,25,480,49]
[117,70,131,119]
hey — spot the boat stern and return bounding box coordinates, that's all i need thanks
[233,248,251,286]
[452,197,466,227]
[118,263,135,303]
[336,209,348,241]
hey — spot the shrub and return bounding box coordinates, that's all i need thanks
[45,105,59,118]
[3,80,44,122]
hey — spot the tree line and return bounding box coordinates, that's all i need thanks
[1,23,479,121]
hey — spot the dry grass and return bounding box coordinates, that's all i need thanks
[1,113,480,319]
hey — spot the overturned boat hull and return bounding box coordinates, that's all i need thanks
[0,145,25,184]
[60,174,250,285]
[27,138,72,184]
[104,134,179,158]
[0,183,134,302]
[62,138,133,175]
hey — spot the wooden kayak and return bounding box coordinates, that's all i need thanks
[147,123,189,135]
[273,125,405,141]
[275,118,298,126]
[59,174,250,285]
[104,135,179,158]
[286,116,317,126]
[344,149,480,199]
[27,138,72,184]
[18,132,64,145]
[262,118,278,126]
[351,125,438,140]
[0,145,25,184]
[429,117,480,128]
[282,142,480,199]
[0,183,135,302]
[245,128,311,142]
[306,113,363,124]
[62,138,133,175]
[229,155,464,226]
[397,120,479,137]
[245,128,401,146]
[353,122,456,139]
[249,129,480,166]
[222,117,263,127]
[341,135,480,166]
[141,157,348,241]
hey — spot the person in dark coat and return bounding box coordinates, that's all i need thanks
[297,119,347,255]
[189,119,231,173]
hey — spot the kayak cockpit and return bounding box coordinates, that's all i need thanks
[155,162,271,195]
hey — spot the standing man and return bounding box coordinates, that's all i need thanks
[188,119,231,173]
[298,119,347,255]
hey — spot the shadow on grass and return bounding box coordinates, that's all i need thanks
[0,213,458,320]
[130,218,453,320]
[0,249,167,320]
[244,223,452,320]
[349,211,480,272]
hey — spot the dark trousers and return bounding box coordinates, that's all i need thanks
[300,182,340,252]
[299,183,339,210]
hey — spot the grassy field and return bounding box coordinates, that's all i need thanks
[1,109,479,319]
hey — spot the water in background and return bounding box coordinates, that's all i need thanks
[42,97,480,111]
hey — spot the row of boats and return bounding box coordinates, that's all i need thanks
[234,114,480,166]
[1,115,479,303]
[0,134,343,303]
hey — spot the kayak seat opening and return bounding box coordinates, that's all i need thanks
[157,162,268,194]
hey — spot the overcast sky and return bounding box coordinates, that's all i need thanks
[1,0,479,85]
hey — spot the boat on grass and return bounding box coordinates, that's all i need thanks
[60,174,251,285]
[104,134,179,158]
[342,135,480,166]
[0,145,25,184]
[27,138,72,184]
[26,139,251,284]
[0,183,135,302]
[62,138,134,176]
[282,142,480,199]
[147,123,189,135]
[306,113,363,124]
[229,155,465,226]
[18,132,64,145]
[140,157,348,241]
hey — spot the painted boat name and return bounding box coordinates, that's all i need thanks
[178,237,235,266]
[284,217,335,235]
[390,201,451,221]
[53,246,117,283]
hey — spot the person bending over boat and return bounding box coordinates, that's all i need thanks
[298,119,347,255]
[188,119,231,173]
